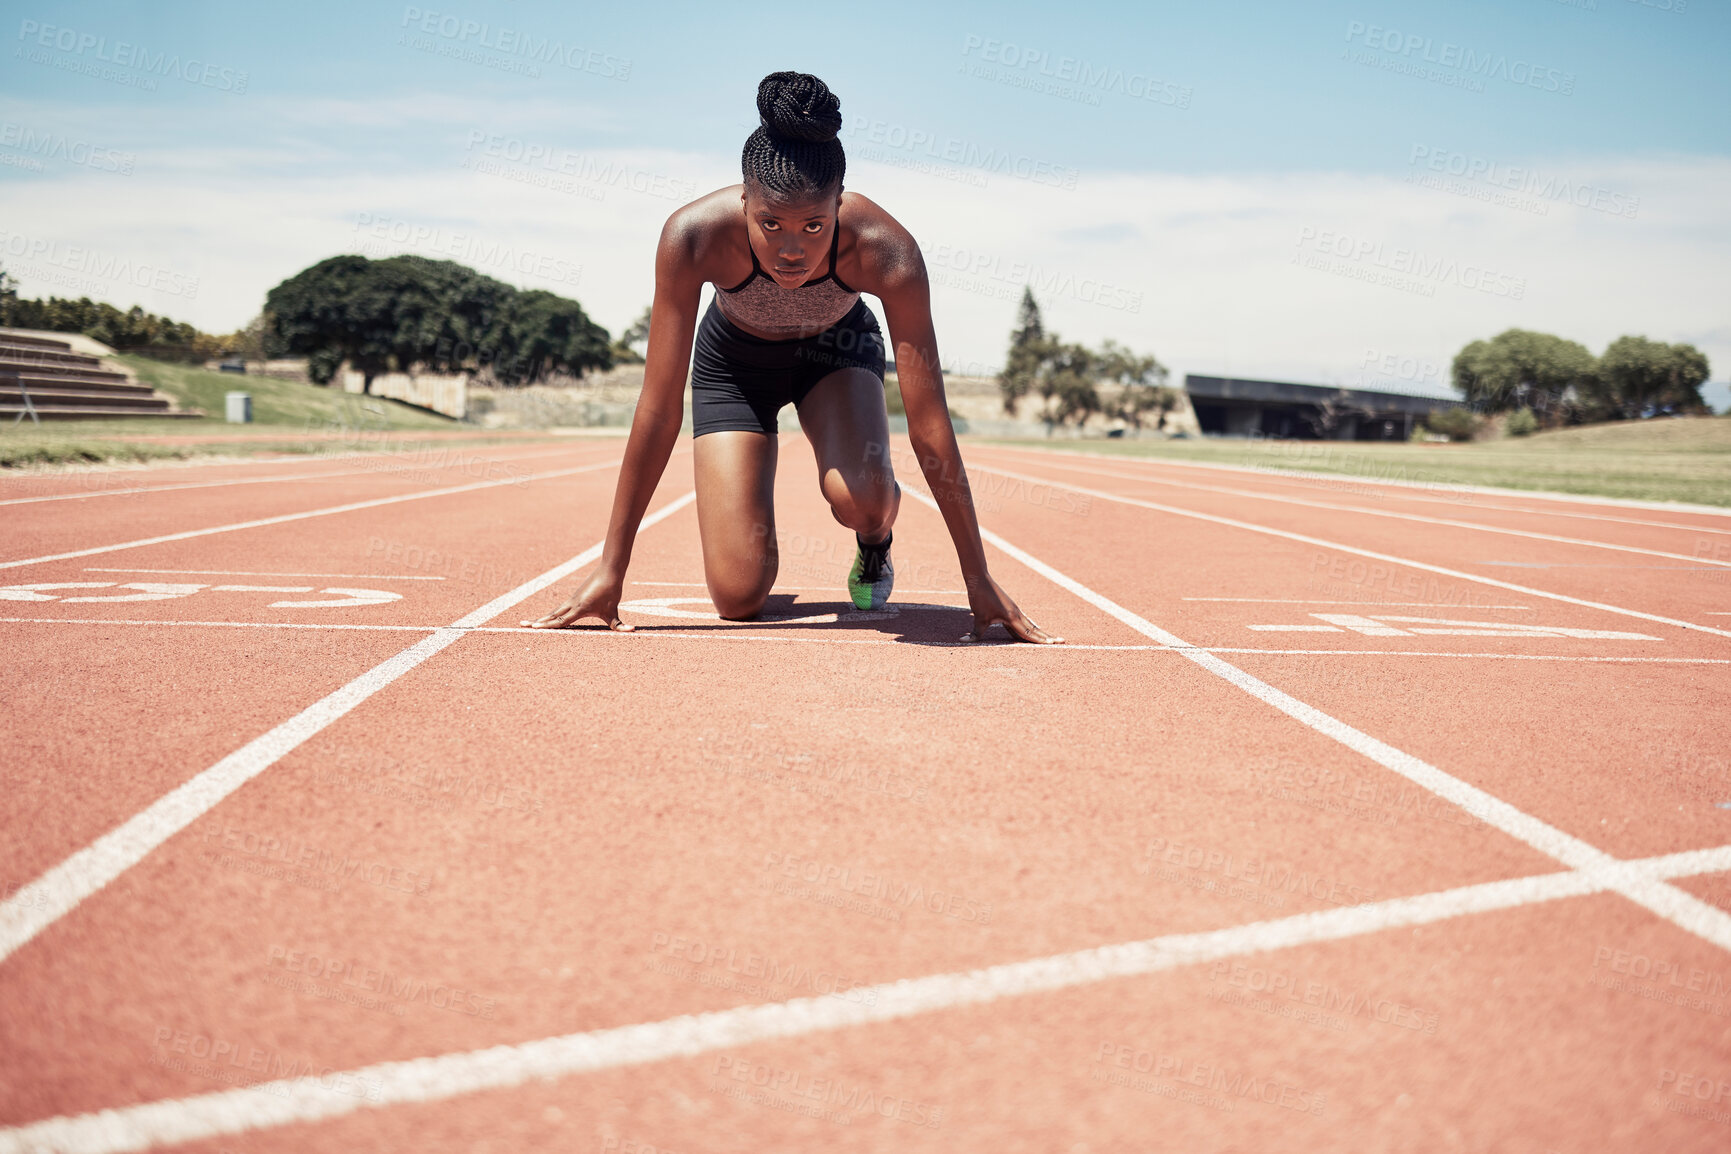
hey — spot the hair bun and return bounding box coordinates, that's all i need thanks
[756,71,842,144]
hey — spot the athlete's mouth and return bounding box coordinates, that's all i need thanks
[774,266,808,275]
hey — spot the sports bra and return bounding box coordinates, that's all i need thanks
[714,227,860,338]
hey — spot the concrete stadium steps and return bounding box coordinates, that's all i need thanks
[0,332,197,419]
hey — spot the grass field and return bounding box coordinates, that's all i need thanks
[986,416,1731,507]
[0,358,521,469]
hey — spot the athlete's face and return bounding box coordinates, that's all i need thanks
[742,185,840,288]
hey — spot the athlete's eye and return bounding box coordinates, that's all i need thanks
[805,222,824,233]
[760,221,780,231]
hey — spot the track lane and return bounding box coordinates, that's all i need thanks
[0,436,1555,1132]
[952,451,1731,640]
[6,433,1730,1152]
[975,445,1731,571]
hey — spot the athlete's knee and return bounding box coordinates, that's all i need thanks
[712,585,769,620]
[827,482,897,538]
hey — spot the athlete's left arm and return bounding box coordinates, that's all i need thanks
[859,211,1063,644]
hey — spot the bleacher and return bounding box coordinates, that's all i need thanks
[0,330,195,419]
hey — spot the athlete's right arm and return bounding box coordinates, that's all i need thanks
[523,211,708,630]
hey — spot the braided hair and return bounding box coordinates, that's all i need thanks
[741,71,846,200]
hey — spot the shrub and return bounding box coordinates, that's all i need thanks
[1424,406,1482,442]
[1505,406,1538,437]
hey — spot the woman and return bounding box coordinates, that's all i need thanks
[525,71,1059,644]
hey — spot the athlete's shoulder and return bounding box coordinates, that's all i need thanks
[659,185,745,267]
[839,191,926,294]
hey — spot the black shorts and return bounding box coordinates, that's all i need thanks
[690,297,886,437]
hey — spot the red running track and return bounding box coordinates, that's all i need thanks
[2,436,1729,1153]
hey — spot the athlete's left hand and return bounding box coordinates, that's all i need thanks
[961,572,1063,644]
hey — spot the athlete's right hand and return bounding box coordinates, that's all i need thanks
[521,571,633,631]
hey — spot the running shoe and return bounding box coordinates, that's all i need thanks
[847,531,894,610]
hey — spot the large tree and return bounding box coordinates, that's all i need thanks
[998,287,1051,416]
[1097,339,1176,430]
[1451,329,1598,423]
[265,254,612,389]
[1593,335,1710,419]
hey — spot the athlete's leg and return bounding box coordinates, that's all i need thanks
[797,367,899,543]
[694,430,779,619]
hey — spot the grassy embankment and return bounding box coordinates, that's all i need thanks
[0,357,542,468]
[983,416,1731,507]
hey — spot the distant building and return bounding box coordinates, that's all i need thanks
[1183,375,1463,440]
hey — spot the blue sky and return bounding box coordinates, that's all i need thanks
[4,0,1727,401]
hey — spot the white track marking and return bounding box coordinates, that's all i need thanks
[974,451,1731,569]
[629,581,972,594]
[268,589,402,608]
[86,568,446,580]
[960,461,1731,640]
[1247,624,1342,632]
[0,491,694,965]
[0,445,594,506]
[6,845,1729,1154]
[903,486,1731,951]
[1183,597,1530,608]
[977,443,1731,519]
[1001,446,1731,537]
[5,616,1727,663]
[0,458,625,572]
[1196,648,1731,664]
[616,596,962,624]
[62,583,203,604]
[0,617,441,633]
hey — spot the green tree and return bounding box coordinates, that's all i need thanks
[1593,336,1710,419]
[1035,341,1102,427]
[0,265,17,327]
[1097,339,1175,430]
[1451,329,1597,423]
[611,305,651,364]
[488,289,614,384]
[266,255,399,386]
[998,287,1050,416]
[265,254,612,389]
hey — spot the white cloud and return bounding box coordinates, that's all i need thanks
[1,144,1725,396]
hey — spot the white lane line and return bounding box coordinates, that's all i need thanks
[6,617,1728,663]
[0,490,695,966]
[959,460,1731,640]
[1196,648,1731,664]
[1183,598,1531,608]
[904,486,1731,951]
[630,581,972,594]
[977,442,1731,520]
[86,569,447,580]
[0,618,440,632]
[972,450,1731,569]
[0,458,624,572]
[6,846,1728,1154]
[0,445,596,506]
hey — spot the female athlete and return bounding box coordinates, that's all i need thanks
[525,71,1060,644]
